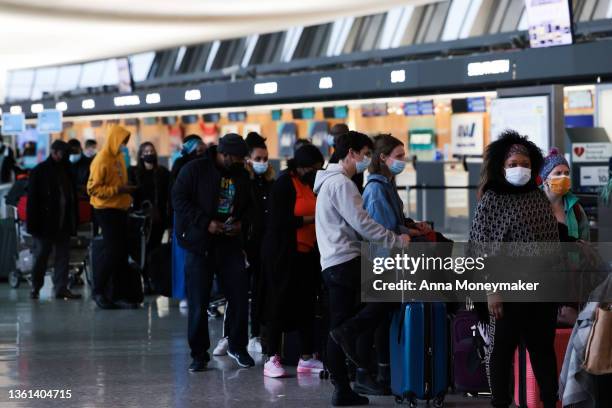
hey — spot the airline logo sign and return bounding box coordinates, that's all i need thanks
[451,114,484,156]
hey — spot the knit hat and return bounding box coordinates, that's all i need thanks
[294,144,324,167]
[218,133,248,157]
[540,148,569,181]
[245,132,267,150]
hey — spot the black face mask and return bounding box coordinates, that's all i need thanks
[142,154,157,165]
[300,170,317,188]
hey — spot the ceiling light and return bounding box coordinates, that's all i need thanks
[254,82,278,95]
[114,95,141,107]
[82,99,95,109]
[10,105,22,114]
[31,103,44,114]
[145,93,161,104]
[56,102,68,111]
[390,70,406,83]
[467,60,510,77]
[319,77,333,89]
[185,89,202,101]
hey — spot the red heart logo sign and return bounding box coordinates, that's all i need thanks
[574,146,585,157]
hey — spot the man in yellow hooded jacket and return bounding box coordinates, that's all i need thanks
[87,125,137,309]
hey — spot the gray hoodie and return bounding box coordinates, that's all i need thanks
[314,163,401,270]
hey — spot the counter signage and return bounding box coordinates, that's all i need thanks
[1,113,25,134]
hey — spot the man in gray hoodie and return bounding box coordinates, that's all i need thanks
[314,131,410,406]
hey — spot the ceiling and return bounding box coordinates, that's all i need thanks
[0,0,439,71]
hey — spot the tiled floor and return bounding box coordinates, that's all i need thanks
[0,279,492,407]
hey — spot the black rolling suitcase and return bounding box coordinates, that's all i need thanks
[86,236,104,293]
[111,262,144,304]
[87,236,143,304]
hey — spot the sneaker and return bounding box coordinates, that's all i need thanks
[248,337,262,353]
[227,349,255,368]
[93,295,118,310]
[331,387,369,406]
[179,299,188,309]
[353,368,389,396]
[263,355,287,378]
[297,357,324,374]
[213,337,229,356]
[55,289,82,300]
[189,359,208,372]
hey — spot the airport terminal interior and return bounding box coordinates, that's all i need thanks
[1,1,612,407]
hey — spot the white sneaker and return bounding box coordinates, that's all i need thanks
[263,355,287,378]
[247,337,262,353]
[213,337,229,356]
[179,299,188,309]
[297,357,324,374]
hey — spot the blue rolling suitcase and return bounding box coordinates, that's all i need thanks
[390,302,448,407]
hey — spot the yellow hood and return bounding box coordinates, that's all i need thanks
[102,125,131,156]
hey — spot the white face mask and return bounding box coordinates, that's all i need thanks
[505,166,531,186]
[69,153,82,163]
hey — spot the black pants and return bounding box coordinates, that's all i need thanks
[185,237,248,361]
[489,303,558,408]
[266,251,318,357]
[143,220,165,284]
[356,313,391,369]
[246,248,261,338]
[322,257,393,388]
[94,209,128,298]
[31,236,70,295]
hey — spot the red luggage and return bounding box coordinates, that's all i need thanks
[17,195,27,221]
[514,328,572,408]
[78,199,92,224]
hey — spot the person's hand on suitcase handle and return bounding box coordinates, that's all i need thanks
[399,234,411,246]
[487,292,504,320]
[208,220,225,235]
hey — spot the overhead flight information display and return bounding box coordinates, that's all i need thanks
[524,0,573,48]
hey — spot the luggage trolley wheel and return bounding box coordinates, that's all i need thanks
[8,270,20,289]
[432,394,445,408]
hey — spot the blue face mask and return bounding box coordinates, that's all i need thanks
[69,153,82,164]
[23,155,38,169]
[252,161,269,175]
[355,156,371,174]
[120,145,130,168]
[388,158,406,175]
[326,134,335,147]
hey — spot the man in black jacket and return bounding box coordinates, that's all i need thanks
[27,140,81,300]
[173,133,254,372]
[67,138,92,199]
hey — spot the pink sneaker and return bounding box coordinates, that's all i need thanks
[263,355,287,378]
[297,357,324,374]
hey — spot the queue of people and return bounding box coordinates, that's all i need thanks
[14,122,610,408]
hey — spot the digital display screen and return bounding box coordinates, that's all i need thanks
[525,0,573,48]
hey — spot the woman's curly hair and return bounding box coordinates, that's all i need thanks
[479,129,544,198]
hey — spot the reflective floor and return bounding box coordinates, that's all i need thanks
[0,279,492,408]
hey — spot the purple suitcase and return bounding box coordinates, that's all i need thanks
[451,310,489,394]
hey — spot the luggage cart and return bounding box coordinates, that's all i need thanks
[7,205,91,289]
[83,204,152,290]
